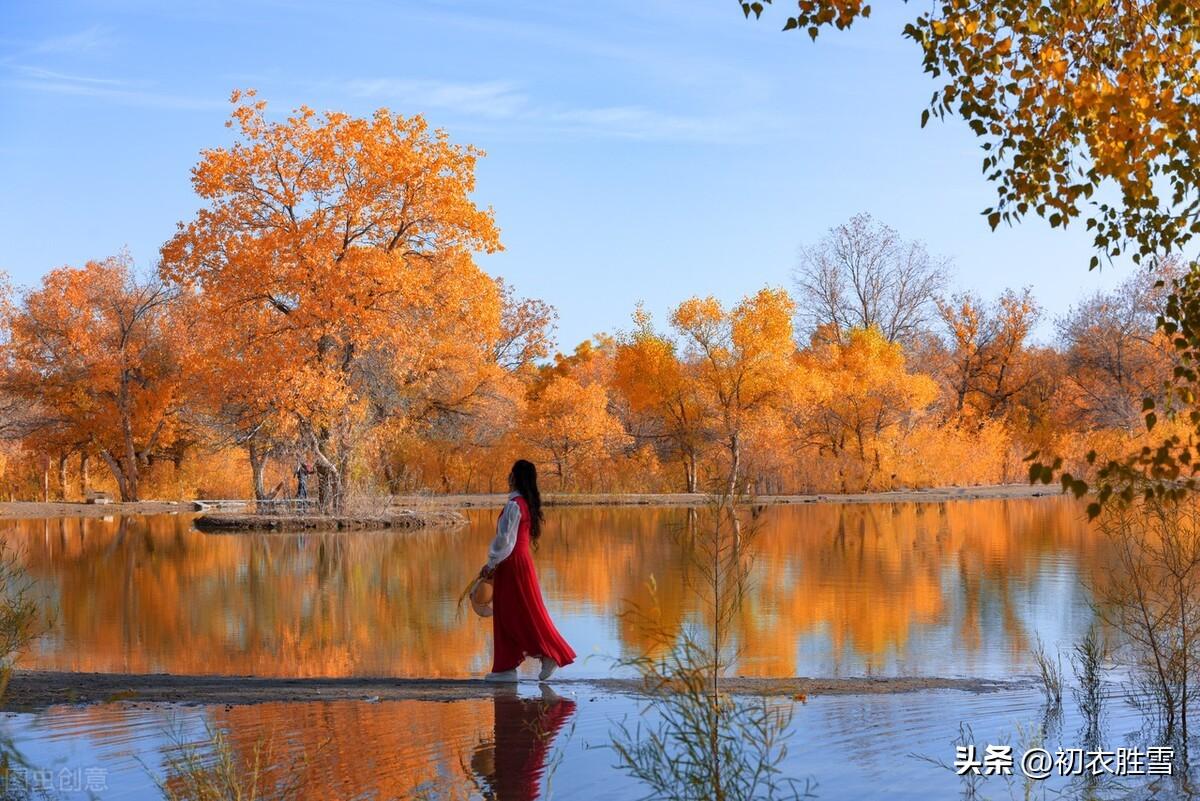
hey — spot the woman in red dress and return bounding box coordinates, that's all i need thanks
[480,460,576,682]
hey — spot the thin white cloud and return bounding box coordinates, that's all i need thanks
[337,76,769,143]
[545,105,752,143]
[7,68,225,111]
[30,25,117,55]
[13,66,125,86]
[344,78,528,119]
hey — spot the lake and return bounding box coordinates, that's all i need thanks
[7,497,1104,680]
[2,496,1151,800]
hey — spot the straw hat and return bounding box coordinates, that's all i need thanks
[470,577,494,617]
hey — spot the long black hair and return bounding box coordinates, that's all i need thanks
[510,459,544,547]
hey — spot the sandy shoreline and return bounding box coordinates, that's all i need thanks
[3,671,1027,711]
[409,483,1064,510]
[0,484,1064,520]
[0,500,195,520]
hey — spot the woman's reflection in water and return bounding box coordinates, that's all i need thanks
[469,685,576,800]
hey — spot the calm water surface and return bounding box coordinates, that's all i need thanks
[6,685,1168,800]
[2,497,1165,800]
[6,497,1106,679]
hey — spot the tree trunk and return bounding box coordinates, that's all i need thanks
[79,452,89,497]
[41,455,49,503]
[554,454,568,492]
[98,449,133,502]
[248,439,268,501]
[726,433,742,548]
[683,450,698,493]
[57,452,68,500]
[725,433,740,499]
[303,421,344,514]
[316,465,343,513]
[117,372,141,501]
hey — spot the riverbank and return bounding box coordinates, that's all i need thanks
[3,670,1026,711]
[395,482,1063,510]
[0,484,1063,520]
[0,500,195,520]
[194,508,467,532]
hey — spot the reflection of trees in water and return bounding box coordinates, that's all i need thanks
[4,498,1110,678]
[151,691,575,801]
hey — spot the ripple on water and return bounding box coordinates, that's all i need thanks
[0,683,1171,801]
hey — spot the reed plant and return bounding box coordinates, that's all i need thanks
[609,491,812,801]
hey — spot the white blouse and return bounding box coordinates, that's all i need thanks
[486,492,522,569]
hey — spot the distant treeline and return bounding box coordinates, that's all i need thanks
[0,96,1172,507]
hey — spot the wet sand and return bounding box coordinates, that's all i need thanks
[4,671,1028,711]
[0,500,195,519]
[194,508,467,532]
[0,484,1062,520]
[396,483,1064,509]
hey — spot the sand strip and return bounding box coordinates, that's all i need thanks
[3,671,1029,710]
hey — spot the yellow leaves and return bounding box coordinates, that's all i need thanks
[520,374,628,489]
[671,289,798,436]
[4,256,193,476]
[670,296,724,340]
[159,92,515,470]
[798,326,937,470]
[761,0,1199,264]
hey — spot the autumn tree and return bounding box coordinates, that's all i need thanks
[793,213,946,347]
[749,2,1200,262]
[161,91,503,511]
[492,279,557,373]
[613,307,709,492]
[1057,269,1177,431]
[376,263,556,492]
[184,316,290,501]
[3,256,191,501]
[744,1,1200,509]
[935,288,1040,419]
[519,374,627,490]
[798,326,937,489]
[671,288,799,496]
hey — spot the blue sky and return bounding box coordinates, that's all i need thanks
[0,0,1129,349]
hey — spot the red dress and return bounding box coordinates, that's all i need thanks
[491,496,576,673]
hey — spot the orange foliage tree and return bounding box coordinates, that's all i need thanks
[613,306,708,492]
[519,373,627,490]
[2,255,192,501]
[160,91,504,510]
[671,288,799,495]
[935,288,1040,419]
[798,326,937,489]
[744,2,1200,509]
